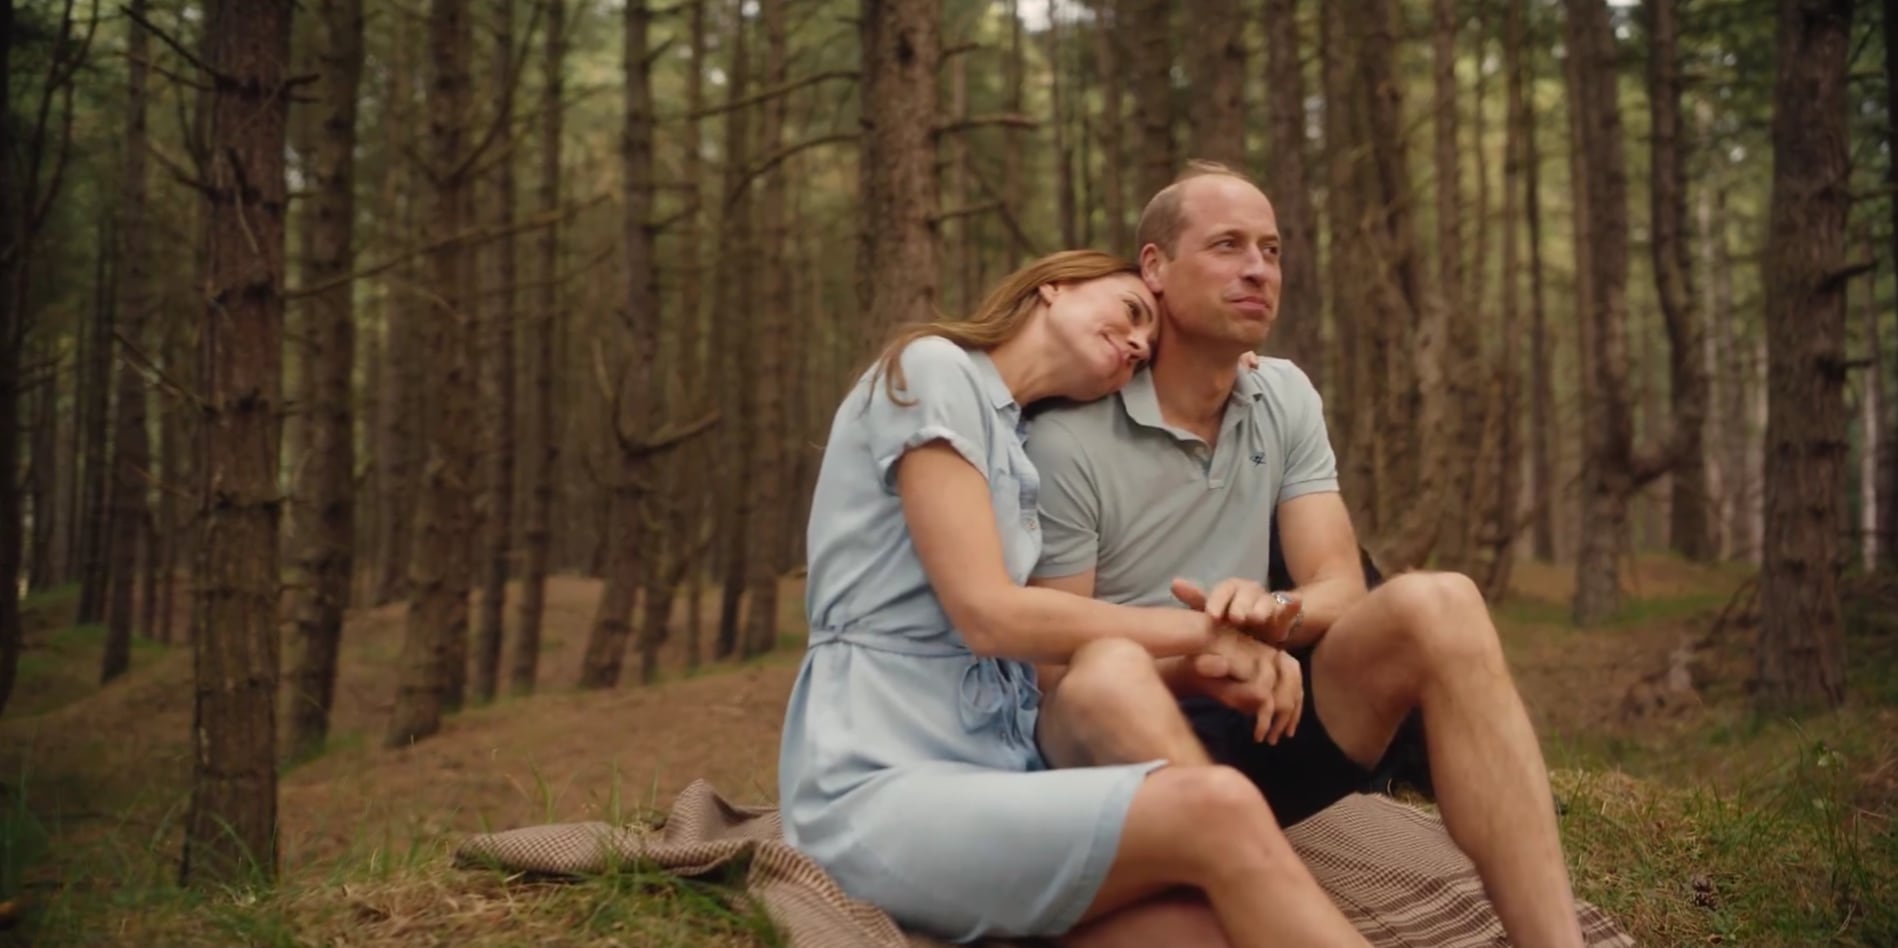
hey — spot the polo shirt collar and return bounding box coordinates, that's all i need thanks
[1119,363,1264,432]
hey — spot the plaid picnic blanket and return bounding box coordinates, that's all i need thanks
[454,779,1633,947]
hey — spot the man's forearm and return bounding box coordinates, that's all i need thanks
[1280,570,1369,648]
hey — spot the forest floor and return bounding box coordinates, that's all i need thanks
[2,556,1895,946]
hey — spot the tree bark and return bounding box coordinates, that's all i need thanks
[1564,0,1641,624]
[1352,0,1452,572]
[1882,0,1898,570]
[579,0,662,690]
[1186,0,1245,168]
[1861,259,1880,569]
[858,0,939,334]
[77,225,114,627]
[1127,0,1174,201]
[373,15,418,606]
[103,0,153,683]
[1262,0,1323,381]
[1430,0,1486,576]
[0,0,18,718]
[1756,0,1852,713]
[1647,0,1712,562]
[712,0,753,662]
[287,0,363,760]
[27,323,60,591]
[1482,0,1527,601]
[513,0,565,697]
[473,0,519,706]
[179,0,292,886]
[1321,0,1378,532]
[739,0,790,661]
[1092,0,1129,253]
[673,0,708,671]
[1706,184,1752,559]
[388,0,477,745]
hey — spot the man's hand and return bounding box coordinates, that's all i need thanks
[1191,633,1304,744]
[1171,577,1302,645]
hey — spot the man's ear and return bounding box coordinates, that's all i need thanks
[1138,244,1166,295]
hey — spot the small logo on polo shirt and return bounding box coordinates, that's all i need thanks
[1249,452,1265,465]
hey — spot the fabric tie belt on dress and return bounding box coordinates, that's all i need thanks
[807,624,1041,750]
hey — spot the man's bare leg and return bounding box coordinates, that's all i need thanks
[1310,571,1583,948]
[1038,637,1212,768]
[1040,638,1367,946]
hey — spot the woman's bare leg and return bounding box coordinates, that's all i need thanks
[1074,766,1367,946]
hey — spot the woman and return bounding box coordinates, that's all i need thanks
[779,250,1369,947]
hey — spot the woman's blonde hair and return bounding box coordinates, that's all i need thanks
[869,249,1138,404]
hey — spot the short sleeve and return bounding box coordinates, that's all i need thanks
[1024,416,1101,578]
[864,337,993,491]
[1273,363,1341,502]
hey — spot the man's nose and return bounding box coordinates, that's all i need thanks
[1240,246,1269,284]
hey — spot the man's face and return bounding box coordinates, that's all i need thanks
[1142,177,1282,352]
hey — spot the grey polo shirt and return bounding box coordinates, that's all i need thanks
[1024,358,1340,607]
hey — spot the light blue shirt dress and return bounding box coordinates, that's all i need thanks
[778,337,1166,943]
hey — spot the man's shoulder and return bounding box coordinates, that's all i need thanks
[1244,356,1320,400]
[1024,395,1126,473]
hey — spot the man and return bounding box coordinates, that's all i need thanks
[1027,162,1585,948]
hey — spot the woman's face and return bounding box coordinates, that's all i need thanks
[1039,272,1158,400]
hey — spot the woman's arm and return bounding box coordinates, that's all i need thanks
[897,442,1219,663]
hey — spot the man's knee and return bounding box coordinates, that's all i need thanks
[1377,571,1499,666]
[1058,637,1165,717]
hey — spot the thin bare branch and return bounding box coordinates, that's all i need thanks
[680,69,858,120]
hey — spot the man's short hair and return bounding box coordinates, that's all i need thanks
[1134,160,1261,258]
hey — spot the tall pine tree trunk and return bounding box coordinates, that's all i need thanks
[0,0,19,717]
[1523,4,1556,563]
[179,0,292,885]
[513,0,565,697]
[1483,0,1528,600]
[1648,0,1712,562]
[1353,0,1453,571]
[1127,0,1173,201]
[712,0,753,662]
[1262,0,1323,380]
[1757,0,1853,712]
[373,17,418,605]
[287,0,362,760]
[858,0,939,334]
[1565,0,1647,624]
[1092,0,1128,253]
[740,0,790,659]
[1431,0,1484,575]
[77,232,114,626]
[103,0,153,683]
[1185,0,1244,168]
[580,0,661,690]
[388,0,477,745]
[1881,0,1898,570]
[473,0,519,705]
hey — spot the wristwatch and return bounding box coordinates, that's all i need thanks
[1270,590,1303,640]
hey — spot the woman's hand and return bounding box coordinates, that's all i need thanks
[1190,633,1304,744]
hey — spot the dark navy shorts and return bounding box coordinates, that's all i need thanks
[1181,645,1432,828]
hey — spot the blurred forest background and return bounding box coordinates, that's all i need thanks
[1,0,1895,943]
